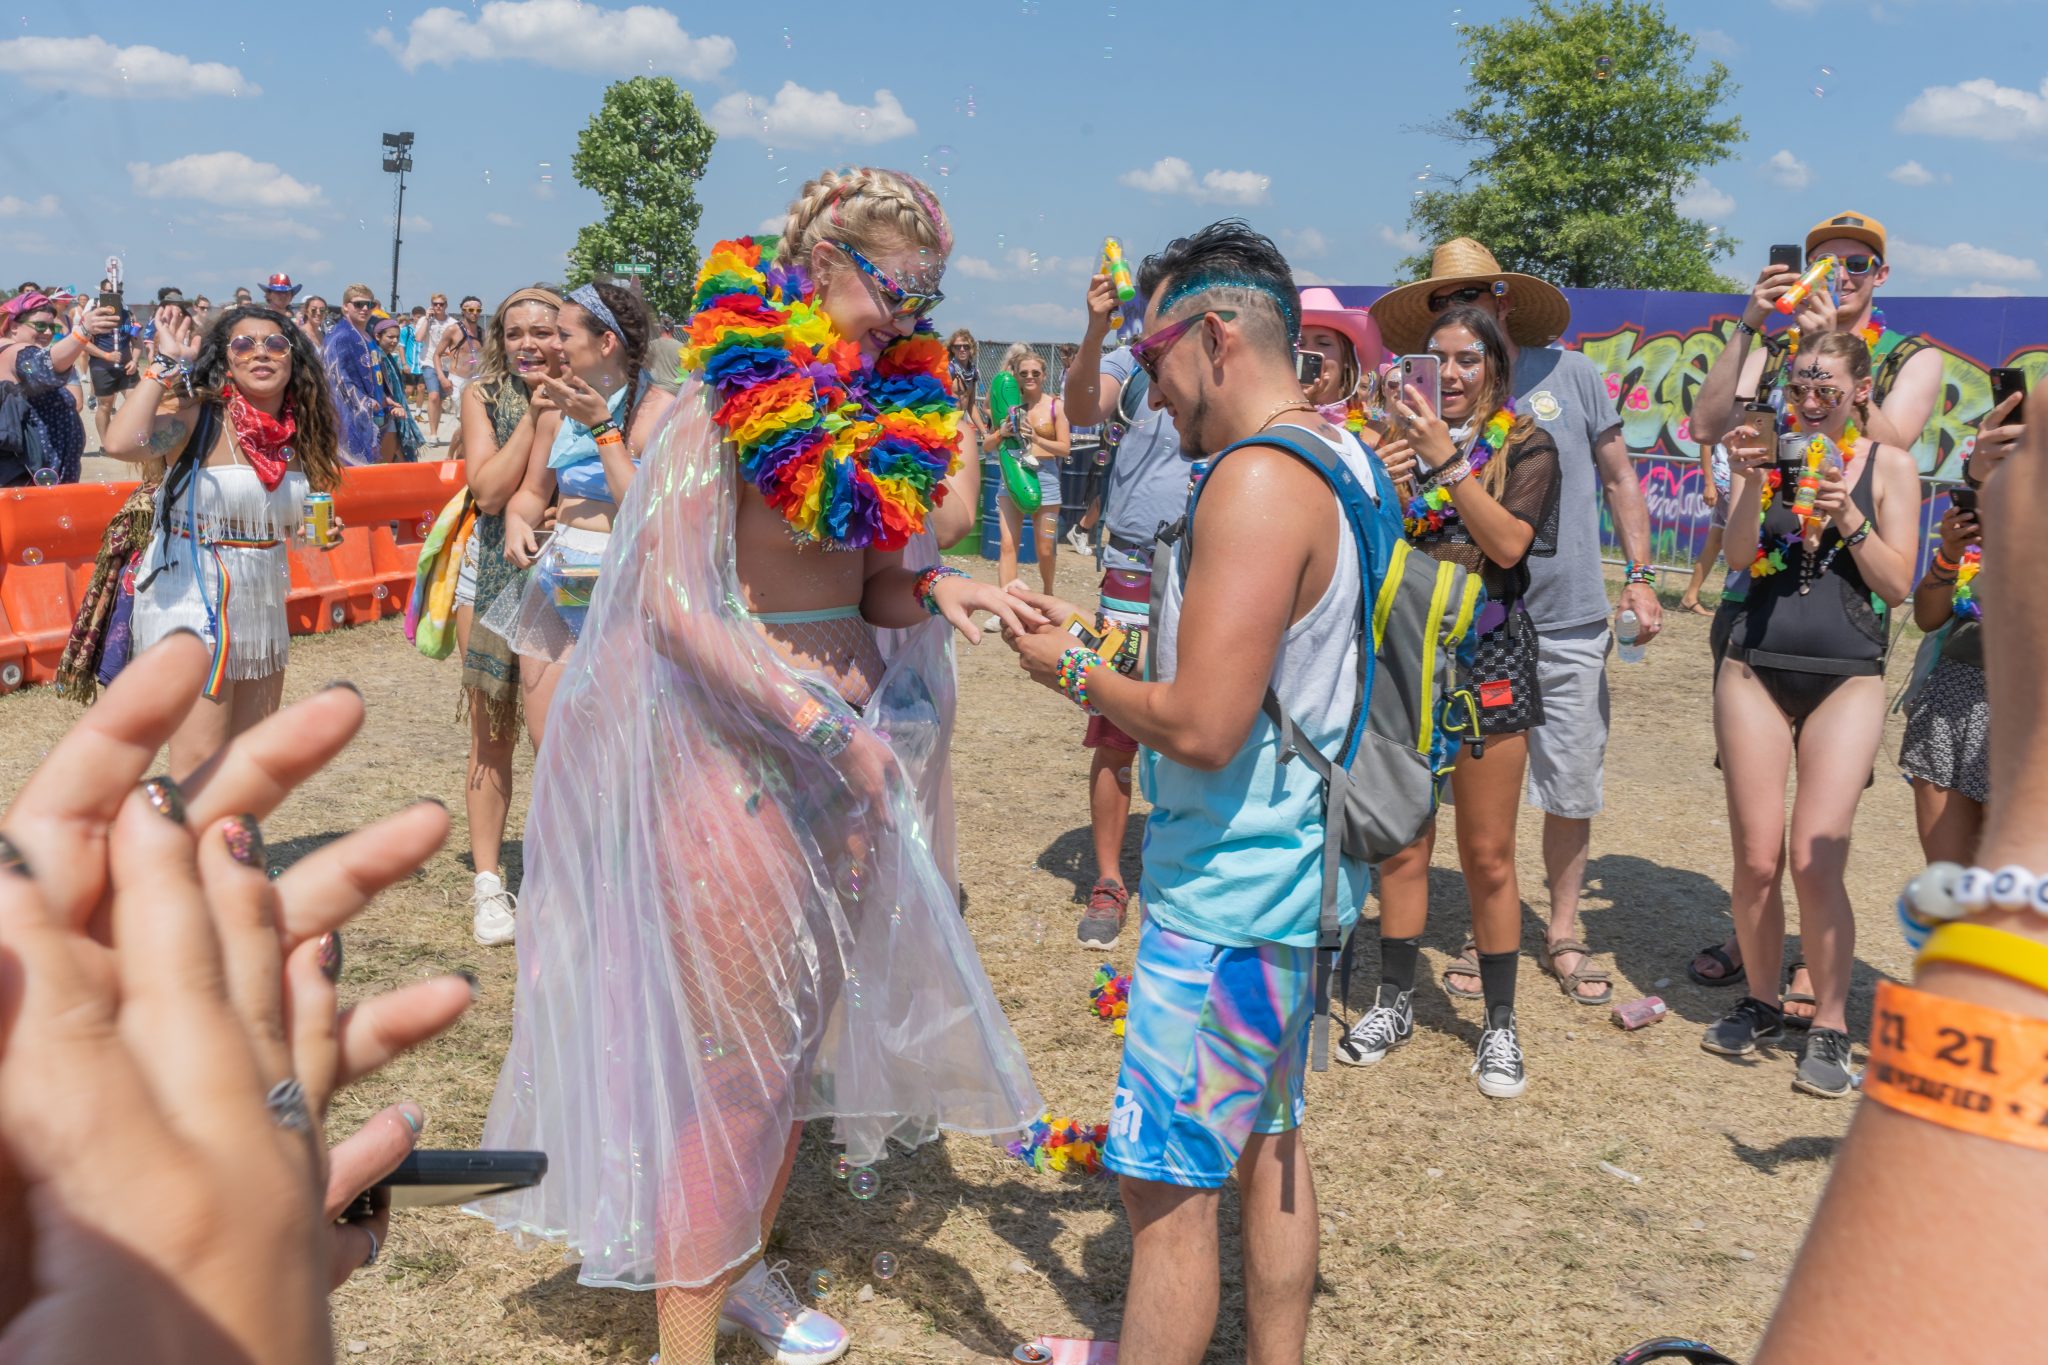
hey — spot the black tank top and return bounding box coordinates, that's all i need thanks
[1732,445,1888,670]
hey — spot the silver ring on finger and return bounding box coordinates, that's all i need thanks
[265,1077,312,1132]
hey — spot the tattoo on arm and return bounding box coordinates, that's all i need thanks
[147,419,188,457]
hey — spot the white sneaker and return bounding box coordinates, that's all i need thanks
[719,1258,849,1364]
[1064,525,1092,555]
[471,871,517,946]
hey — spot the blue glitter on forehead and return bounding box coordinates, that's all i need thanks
[1154,273,1299,342]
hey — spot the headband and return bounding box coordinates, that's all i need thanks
[1155,273,1300,343]
[3,291,53,320]
[500,286,564,318]
[569,283,623,343]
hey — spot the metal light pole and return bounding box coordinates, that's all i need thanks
[381,132,414,313]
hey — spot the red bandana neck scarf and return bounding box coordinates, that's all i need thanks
[222,382,298,491]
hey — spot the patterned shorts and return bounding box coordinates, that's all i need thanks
[1900,656,1990,805]
[1102,919,1314,1189]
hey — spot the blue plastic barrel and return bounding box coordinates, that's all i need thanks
[979,459,1037,565]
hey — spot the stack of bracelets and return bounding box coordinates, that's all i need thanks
[148,354,193,398]
[912,564,967,615]
[1056,647,1102,714]
[591,420,625,451]
[1869,862,2048,1151]
[790,697,852,759]
[1624,560,1657,588]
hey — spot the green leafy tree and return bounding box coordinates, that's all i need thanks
[1402,0,1744,290]
[568,76,716,317]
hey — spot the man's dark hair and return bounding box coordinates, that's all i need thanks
[15,281,37,294]
[1135,219,1300,359]
[156,285,183,302]
[461,294,482,308]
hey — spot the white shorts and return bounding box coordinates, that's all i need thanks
[1523,619,1613,820]
[456,524,479,609]
[450,374,475,406]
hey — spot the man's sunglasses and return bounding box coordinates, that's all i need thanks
[834,242,944,321]
[228,333,295,358]
[1131,309,1236,381]
[346,298,375,310]
[1810,252,1881,276]
[1427,283,1498,313]
[1785,381,1846,405]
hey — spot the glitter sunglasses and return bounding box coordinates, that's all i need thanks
[833,242,945,321]
[1131,309,1236,381]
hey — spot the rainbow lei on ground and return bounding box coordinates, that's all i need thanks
[1403,401,1515,538]
[1089,963,1130,1036]
[684,235,958,551]
[1007,1114,1110,1177]
[1749,420,1859,579]
[1953,545,1983,621]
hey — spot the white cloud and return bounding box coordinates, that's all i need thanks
[1119,156,1270,206]
[1293,268,1339,287]
[1952,282,2019,298]
[999,302,1086,333]
[1899,76,2048,142]
[1890,238,2041,282]
[1675,176,1736,219]
[1377,225,1424,252]
[1769,0,1822,9]
[1281,227,1329,258]
[709,83,914,146]
[1763,149,1812,190]
[486,211,519,228]
[372,0,733,78]
[755,213,786,235]
[1694,28,1740,57]
[952,255,1003,281]
[127,152,323,209]
[0,36,255,98]
[210,211,320,242]
[1887,159,1937,186]
[0,194,59,218]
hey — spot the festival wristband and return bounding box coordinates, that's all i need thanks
[791,697,853,760]
[1624,561,1658,586]
[1842,521,1872,550]
[912,564,968,616]
[1864,980,2048,1151]
[589,420,619,439]
[1918,922,2048,997]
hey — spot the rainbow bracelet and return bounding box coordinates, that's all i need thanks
[912,564,968,616]
[1624,560,1658,586]
[1057,646,1103,714]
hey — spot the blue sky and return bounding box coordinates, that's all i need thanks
[1,0,2042,338]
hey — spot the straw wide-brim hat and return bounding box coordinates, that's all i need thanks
[1297,287,1386,374]
[1368,238,1573,355]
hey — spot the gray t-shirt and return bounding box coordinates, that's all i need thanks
[1514,345,1621,632]
[1099,346,1187,571]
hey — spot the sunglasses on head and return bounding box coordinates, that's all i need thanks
[1785,381,1846,405]
[1131,308,1236,381]
[1427,283,1497,313]
[833,242,945,321]
[1811,252,1881,276]
[228,333,295,358]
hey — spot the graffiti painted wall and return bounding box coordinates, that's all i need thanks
[1328,283,2048,572]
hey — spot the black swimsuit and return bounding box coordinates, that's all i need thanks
[1724,448,1888,727]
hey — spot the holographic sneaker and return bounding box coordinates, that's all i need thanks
[718,1258,850,1365]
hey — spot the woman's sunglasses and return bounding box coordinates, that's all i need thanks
[20,319,57,337]
[834,242,945,321]
[1785,381,1846,405]
[1131,309,1236,381]
[228,333,295,358]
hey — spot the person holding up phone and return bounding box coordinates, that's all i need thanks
[0,290,108,486]
[1900,485,1991,868]
[1339,305,1565,1095]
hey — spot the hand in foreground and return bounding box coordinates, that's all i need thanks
[538,373,612,429]
[504,512,542,568]
[1968,391,2025,482]
[1723,423,1775,473]
[929,574,1045,646]
[1003,583,1084,633]
[1082,272,1119,334]
[150,305,199,364]
[1742,263,1801,330]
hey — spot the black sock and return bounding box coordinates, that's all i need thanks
[1378,935,1421,999]
[1478,950,1518,1028]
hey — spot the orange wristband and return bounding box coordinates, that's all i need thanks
[1865,980,2048,1151]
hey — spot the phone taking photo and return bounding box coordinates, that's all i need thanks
[1768,244,1801,275]
[1989,367,2029,427]
[1386,355,1442,419]
[349,1149,548,1215]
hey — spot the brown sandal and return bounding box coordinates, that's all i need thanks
[1542,938,1614,1006]
[1441,937,1484,999]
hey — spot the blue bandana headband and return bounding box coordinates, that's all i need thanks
[570,282,623,343]
[1154,273,1300,344]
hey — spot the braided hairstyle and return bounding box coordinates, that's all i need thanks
[779,167,952,280]
[569,281,652,433]
[1799,331,1876,432]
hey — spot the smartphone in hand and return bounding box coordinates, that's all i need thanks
[1989,367,2029,427]
[1768,245,1801,275]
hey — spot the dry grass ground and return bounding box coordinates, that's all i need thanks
[0,557,1922,1364]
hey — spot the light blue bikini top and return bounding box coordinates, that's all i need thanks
[549,385,632,505]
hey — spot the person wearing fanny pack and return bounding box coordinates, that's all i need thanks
[1063,254,1194,949]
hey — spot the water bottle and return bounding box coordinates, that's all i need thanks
[1616,608,1647,664]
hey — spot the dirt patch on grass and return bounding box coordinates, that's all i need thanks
[0,558,1919,1363]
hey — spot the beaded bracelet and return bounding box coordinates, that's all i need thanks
[1424,456,1472,493]
[1056,646,1103,714]
[791,697,854,759]
[912,564,968,616]
[1897,861,2048,950]
[1624,561,1658,587]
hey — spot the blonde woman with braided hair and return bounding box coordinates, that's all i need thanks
[475,167,1042,1365]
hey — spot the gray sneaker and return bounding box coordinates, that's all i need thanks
[1076,878,1129,950]
[1701,996,1785,1057]
[1794,1027,1856,1098]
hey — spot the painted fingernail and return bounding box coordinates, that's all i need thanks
[140,775,186,824]
[319,679,362,697]
[398,1103,426,1137]
[318,931,344,983]
[221,814,265,870]
[457,969,479,1000]
[0,833,30,879]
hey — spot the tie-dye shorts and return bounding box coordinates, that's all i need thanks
[1101,919,1314,1189]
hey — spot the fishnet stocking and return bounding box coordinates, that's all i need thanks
[653,1124,805,1363]
[755,616,885,708]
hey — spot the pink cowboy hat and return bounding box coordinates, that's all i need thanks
[1297,286,1385,376]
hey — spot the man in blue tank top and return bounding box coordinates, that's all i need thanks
[1006,221,1377,1365]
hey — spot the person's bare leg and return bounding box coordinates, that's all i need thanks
[1089,746,1133,887]
[426,386,443,441]
[520,653,568,752]
[1238,1128,1318,1365]
[1118,1177,1221,1365]
[1035,508,1060,596]
[1376,818,1438,976]
[1540,812,1593,966]
[1455,735,1529,958]
[165,685,234,781]
[1913,778,1987,867]
[1786,677,1885,1034]
[1680,522,1725,610]
[1714,661,1796,1013]
[997,496,1021,596]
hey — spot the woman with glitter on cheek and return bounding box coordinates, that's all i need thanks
[471,167,1042,1365]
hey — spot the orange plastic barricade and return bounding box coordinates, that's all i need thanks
[0,461,460,694]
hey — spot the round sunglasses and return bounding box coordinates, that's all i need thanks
[229,333,295,358]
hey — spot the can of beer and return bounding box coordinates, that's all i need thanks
[303,491,334,548]
[1011,1347,1053,1365]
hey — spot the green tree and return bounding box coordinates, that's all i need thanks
[1402,0,1744,290]
[568,76,716,317]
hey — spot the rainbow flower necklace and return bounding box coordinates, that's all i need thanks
[683,235,958,552]
[1953,544,1983,622]
[1403,400,1515,538]
[1748,419,1860,581]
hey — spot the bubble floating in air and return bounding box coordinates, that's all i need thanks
[872,1251,897,1280]
[849,1168,881,1200]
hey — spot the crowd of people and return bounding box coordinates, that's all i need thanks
[0,177,2039,1365]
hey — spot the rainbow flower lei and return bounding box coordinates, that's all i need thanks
[1403,401,1516,538]
[1089,963,1130,1036]
[683,235,958,551]
[1953,545,1983,621]
[1007,1113,1110,1177]
[1748,420,1860,579]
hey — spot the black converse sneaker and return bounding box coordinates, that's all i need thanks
[1335,986,1414,1067]
[1472,1010,1528,1099]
